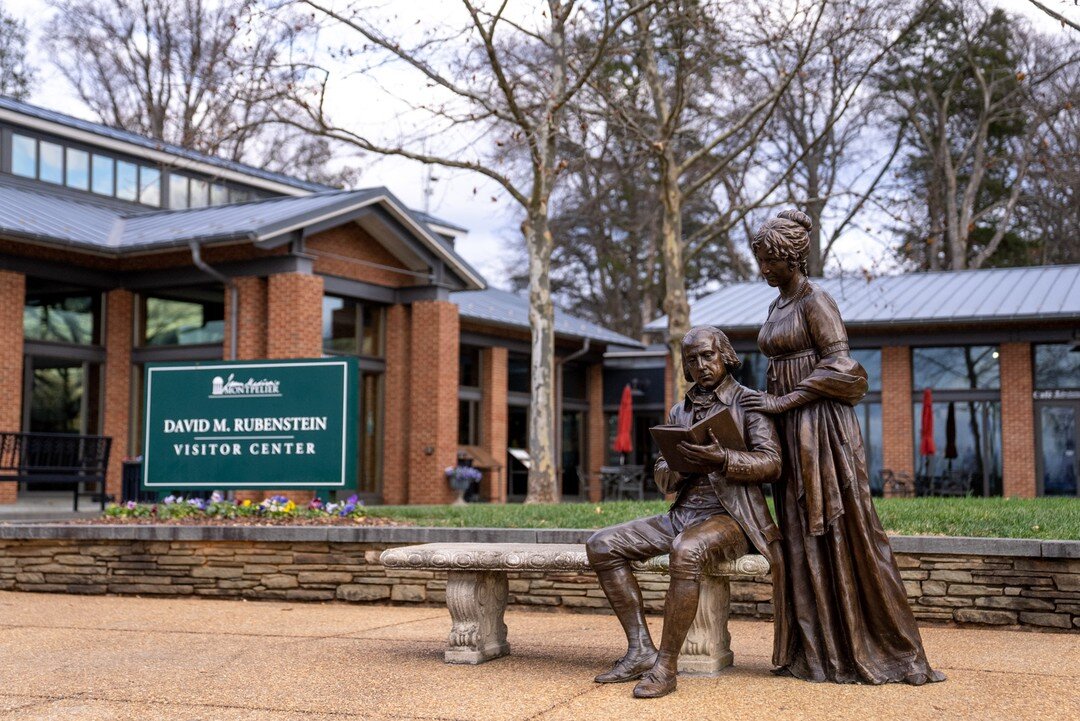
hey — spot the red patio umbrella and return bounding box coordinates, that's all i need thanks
[919,388,936,484]
[920,389,936,456]
[613,383,634,462]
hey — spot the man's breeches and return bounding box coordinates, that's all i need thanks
[586,512,749,581]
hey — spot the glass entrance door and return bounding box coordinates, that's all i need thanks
[22,356,102,494]
[1037,403,1078,496]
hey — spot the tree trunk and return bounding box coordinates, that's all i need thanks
[805,159,824,276]
[523,208,559,504]
[659,154,690,402]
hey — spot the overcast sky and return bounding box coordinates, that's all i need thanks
[5,0,1076,290]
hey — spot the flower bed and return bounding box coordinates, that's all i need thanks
[98,493,403,526]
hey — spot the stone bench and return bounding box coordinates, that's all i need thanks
[379,542,770,675]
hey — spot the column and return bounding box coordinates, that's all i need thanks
[881,345,914,494]
[231,277,268,504]
[586,362,605,502]
[381,303,410,505]
[407,300,459,504]
[265,273,324,505]
[0,271,25,504]
[1000,342,1036,497]
[102,289,133,502]
[480,346,508,503]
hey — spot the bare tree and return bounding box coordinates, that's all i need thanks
[1027,0,1080,32]
[761,0,919,276]
[882,0,1080,270]
[43,0,343,183]
[585,1,826,398]
[281,0,649,503]
[0,2,35,100]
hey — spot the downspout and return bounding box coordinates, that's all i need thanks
[555,338,591,497]
[189,240,238,361]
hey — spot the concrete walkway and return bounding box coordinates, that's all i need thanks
[0,591,1075,720]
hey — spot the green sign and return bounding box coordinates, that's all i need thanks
[143,359,358,489]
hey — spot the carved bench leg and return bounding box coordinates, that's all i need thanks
[678,575,733,676]
[444,570,510,664]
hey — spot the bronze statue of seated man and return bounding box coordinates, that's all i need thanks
[586,326,786,698]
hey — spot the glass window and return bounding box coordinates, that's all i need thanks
[92,154,114,195]
[323,296,357,354]
[210,183,229,206]
[322,296,385,357]
[361,304,384,357]
[65,148,90,190]
[851,349,882,392]
[459,398,480,446]
[563,363,586,399]
[116,161,138,201]
[229,188,252,204]
[1035,344,1080,389]
[735,350,769,391]
[141,295,225,346]
[460,346,481,387]
[23,293,101,345]
[913,346,1000,390]
[168,174,189,209]
[509,353,530,394]
[190,178,209,208]
[857,402,883,493]
[914,399,1002,496]
[38,142,63,184]
[11,134,36,177]
[358,372,384,495]
[139,167,161,206]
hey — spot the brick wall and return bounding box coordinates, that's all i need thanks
[1000,342,1036,497]
[406,301,459,504]
[232,276,267,360]
[1,536,1075,632]
[0,270,25,503]
[881,346,914,484]
[586,363,604,502]
[382,304,410,505]
[307,226,416,288]
[481,346,508,503]
[102,290,133,500]
[265,273,325,505]
[266,273,324,359]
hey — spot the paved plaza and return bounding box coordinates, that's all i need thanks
[0,591,1076,720]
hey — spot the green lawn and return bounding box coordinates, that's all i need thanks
[361,497,1080,540]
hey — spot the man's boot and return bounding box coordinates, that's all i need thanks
[594,566,657,683]
[634,577,699,699]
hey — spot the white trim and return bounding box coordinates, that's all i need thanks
[143,360,352,488]
[0,108,314,197]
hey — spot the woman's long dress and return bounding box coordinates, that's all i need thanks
[759,281,944,685]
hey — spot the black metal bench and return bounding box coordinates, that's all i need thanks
[0,432,112,511]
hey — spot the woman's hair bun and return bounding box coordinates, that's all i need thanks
[778,209,813,232]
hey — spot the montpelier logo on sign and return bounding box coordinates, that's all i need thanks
[143,359,358,490]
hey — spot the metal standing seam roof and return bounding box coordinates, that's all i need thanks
[0,96,331,194]
[0,181,486,289]
[643,265,1080,334]
[452,288,645,347]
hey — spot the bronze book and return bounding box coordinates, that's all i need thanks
[649,409,747,474]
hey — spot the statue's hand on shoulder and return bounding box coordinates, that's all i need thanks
[743,391,795,415]
[677,430,728,472]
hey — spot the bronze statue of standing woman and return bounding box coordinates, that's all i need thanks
[744,210,945,685]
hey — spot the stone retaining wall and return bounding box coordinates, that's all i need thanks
[0,526,1076,632]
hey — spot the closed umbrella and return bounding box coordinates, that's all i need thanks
[944,402,957,458]
[919,388,936,487]
[613,383,634,463]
